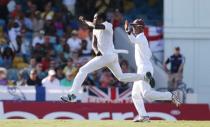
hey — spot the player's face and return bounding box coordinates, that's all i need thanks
[132,25,141,35]
[93,14,98,25]
[93,14,102,25]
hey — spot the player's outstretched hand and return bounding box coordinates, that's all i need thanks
[124,20,129,31]
[79,16,85,22]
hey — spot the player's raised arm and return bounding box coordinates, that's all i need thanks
[124,20,139,44]
[79,14,105,30]
[125,19,145,44]
[124,20,132,34]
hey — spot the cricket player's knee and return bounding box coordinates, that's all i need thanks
[142,91,152,100]
[132,92,141,100]
[78,66,89,75]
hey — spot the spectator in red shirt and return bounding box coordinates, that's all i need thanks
[112,9,123,29]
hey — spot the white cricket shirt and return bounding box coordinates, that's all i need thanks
[128,32,152,67]
[92,21,115,54]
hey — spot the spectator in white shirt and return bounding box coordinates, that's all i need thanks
[32,30,45,47]
[8,22,20,51]
[32,11,44,36]
[42,69,60,88]
[67,30,81,52]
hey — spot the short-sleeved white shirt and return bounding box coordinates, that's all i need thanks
[32,36,44,47]
[42,77,60,88]
[92,21,115,54]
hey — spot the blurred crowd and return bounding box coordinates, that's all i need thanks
[0,0,138,88]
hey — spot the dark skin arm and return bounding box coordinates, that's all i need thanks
[164,58,170,74]
[79,16,105,30]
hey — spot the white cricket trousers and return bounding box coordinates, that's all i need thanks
[132,65,172,117]
[69,53,144,94]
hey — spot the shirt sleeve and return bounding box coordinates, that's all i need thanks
[165,57,170,64]
[102,22,112,32]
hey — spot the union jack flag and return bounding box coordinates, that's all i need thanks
[87,86,133,103]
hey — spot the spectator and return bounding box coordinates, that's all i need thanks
[99,69,115,88]
[26,57,37,73]
[41,2,54,21]
[49,59,57,70]
[32,11,44,35]
[67,30,81,52]
[60,69,75,87]
[63,58,75,74]
[112,9,123,29]
[85,71,100,87]
[0,29,7,45]
[16,70,27,86]
[20,29,31,62]
[23,12,33,31]
[8,22,20,51]
[71,51,80,64]
[55,66,65,80]
[63,41,71,60]
[119,59,130,88]
[1,47,14,69]
[41,56,50,71]
[0,67,8,85]
[32,44,45,62]
[120,59,129,73]
[35,63,47,80]
[164,47,185,91]
[32,30,45,47]
[42,69,60,88]
[27,69,42,86]
[54,36,65,54]
[43,20,56,36]
[54,12,64,37]
[80,40,91,56]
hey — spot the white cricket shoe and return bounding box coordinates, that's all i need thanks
[133,116,150,122]
[61,94,76,102]
[171,91,182,107]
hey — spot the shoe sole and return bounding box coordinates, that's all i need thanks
[150,78,155,88]
[146,72,155,88]
[60,96,71,102]
[172,93,182,107]
[133,120,150,122]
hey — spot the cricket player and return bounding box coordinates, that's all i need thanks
[124,19,181,122]
[61,13,155,102]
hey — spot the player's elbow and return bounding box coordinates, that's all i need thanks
[132,92,140,100]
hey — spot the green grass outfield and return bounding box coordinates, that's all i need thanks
[0,120,210,127]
